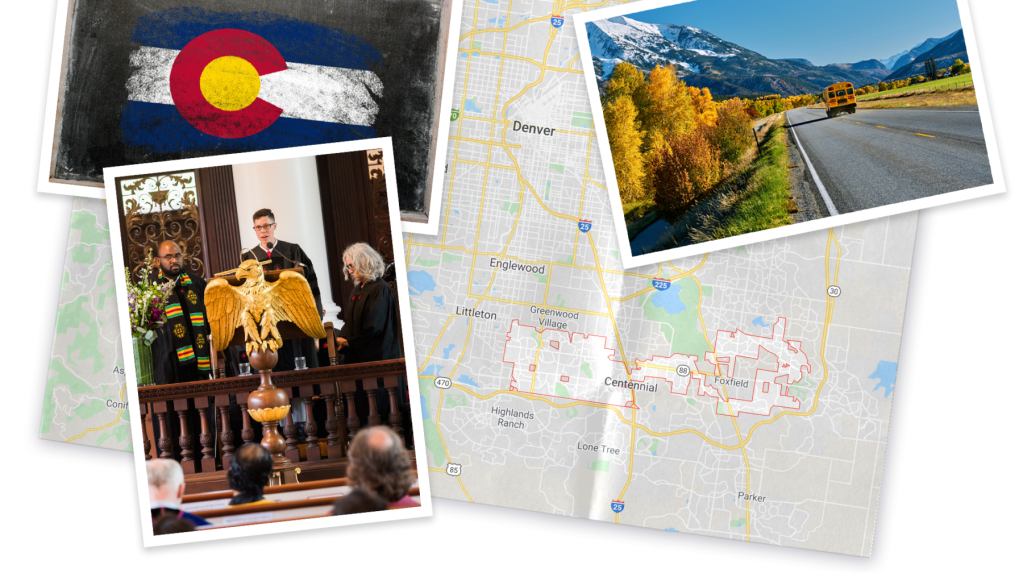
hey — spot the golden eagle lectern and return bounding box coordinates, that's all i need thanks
[205,258,326,354]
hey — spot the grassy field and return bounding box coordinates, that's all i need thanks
[857,86,977,109]
[858,73,973,101]
[651,117,793,250]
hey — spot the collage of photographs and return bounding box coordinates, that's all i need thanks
[8,0,1019,569]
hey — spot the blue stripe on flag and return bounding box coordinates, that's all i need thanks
[120,101,377,153]
[131,7,382,70]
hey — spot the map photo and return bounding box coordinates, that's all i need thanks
[406,0,919,556]
[575,0,1002,267]
[40,198,131,451]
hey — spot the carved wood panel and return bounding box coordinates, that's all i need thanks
[116,171,206,280]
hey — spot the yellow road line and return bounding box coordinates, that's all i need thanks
[916,133,935,138]
[64,383,127,443]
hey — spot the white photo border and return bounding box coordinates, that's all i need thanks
[573,0,1005,269]
[38,0,466,236]
[104,137,433,547]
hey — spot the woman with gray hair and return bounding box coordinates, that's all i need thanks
[335,243,401,363]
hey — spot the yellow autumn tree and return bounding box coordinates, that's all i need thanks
[688,86,717,127]
[603,95,646,203]
[604,62,645,103]
[637,64,696,152]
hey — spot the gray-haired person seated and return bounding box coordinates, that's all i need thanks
[346,426,419,509]
[148,458,211,528]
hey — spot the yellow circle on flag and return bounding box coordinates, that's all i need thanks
[199,56,261,111]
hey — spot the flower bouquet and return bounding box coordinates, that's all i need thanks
[125,250,176,386]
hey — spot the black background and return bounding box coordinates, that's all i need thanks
[28,0,1010,564]
[54,0,446,213]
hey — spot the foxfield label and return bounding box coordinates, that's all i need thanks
[491,258,546,274]
[715,376,752,388]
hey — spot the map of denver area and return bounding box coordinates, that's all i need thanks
[39,198,131,451]
[404,0,917,557]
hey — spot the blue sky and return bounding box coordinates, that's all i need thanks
[624,0,964,66]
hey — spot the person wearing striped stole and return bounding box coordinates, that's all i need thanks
[149,240,212,385]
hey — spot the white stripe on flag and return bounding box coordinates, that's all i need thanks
[126,46,383,127]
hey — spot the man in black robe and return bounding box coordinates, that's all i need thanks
[150,240,211,385]
[146,240,211,459]
[241,208,322,371]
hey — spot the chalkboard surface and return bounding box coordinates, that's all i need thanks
[48,0,451,215]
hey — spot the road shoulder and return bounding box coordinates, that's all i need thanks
[784,112,828,224]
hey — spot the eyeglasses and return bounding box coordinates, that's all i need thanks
[160,254,184,262]
[345,262,356,270]
[253,223,276,231]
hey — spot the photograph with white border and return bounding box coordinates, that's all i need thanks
[575,0,1004,268]
[38,0,463,234]
[104,138,432,546]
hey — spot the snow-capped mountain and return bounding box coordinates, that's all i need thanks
[587,17,889,97]
[883,29,969,81]
[879,29,961,70]
[586,16,740,78]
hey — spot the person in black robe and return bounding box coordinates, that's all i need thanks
[335,243,406,443]
[147,240,211,458]
[150,240,211,385]
[240,208,322,371]
[335,242,402,363]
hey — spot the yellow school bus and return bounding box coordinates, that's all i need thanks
[822,82,856,118]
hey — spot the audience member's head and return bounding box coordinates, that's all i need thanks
[147,459,186,508]
[228,443,273,505]
[152,511,197,535]
[332,487,389,516]
[346,426,413,503]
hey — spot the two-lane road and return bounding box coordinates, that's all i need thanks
[785,105,993,213]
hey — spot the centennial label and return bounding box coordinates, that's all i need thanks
[604,377,658,392]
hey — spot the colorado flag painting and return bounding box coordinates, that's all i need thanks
[40,0,458,222]
[123,9,383,152]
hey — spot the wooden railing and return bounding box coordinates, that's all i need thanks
[138,358,410,480]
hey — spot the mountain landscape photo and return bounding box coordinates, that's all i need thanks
[586,15,967,98]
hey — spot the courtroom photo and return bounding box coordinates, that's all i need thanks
[102,139,431,546]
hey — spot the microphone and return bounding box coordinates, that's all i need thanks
[266,242,307,269]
